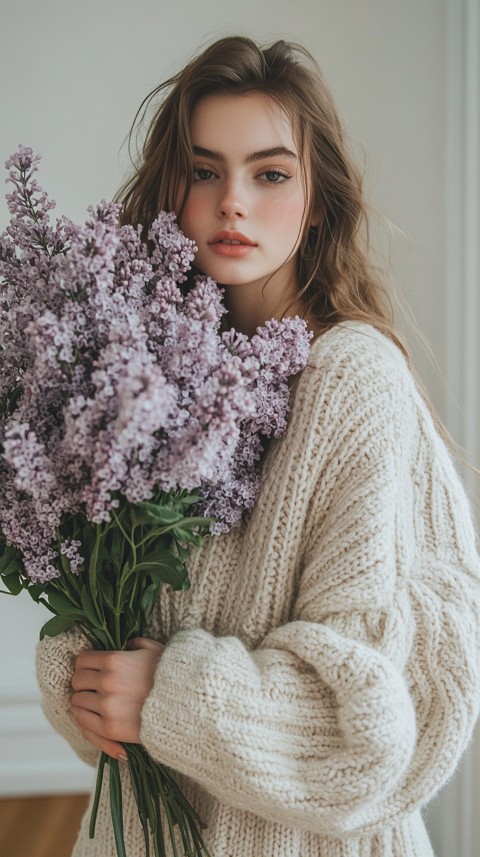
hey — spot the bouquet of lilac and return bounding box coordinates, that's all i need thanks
[0,146,311,857]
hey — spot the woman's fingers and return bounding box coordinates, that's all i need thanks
[71,691,139,744]
[75,650,108,670]
[80,726,126,760]
[70,690,101,713]
[126,637,165,654]
[71,699,129,742]
[71,667,102,692]
[71,704,104,735]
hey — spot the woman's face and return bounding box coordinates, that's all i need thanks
[178,92,311,328]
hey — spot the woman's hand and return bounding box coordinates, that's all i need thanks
[70,637,164,759]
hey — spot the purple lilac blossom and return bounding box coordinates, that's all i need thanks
[0,146,312,582]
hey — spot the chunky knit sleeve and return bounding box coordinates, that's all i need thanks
[139,325,480,836]
[36,627,99,767]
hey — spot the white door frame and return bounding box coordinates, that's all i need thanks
[434,1,480,855]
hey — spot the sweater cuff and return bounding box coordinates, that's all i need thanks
[36,627,100,768]
[139,628,221,780]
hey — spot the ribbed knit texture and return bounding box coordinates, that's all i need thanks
[36,323,480,857]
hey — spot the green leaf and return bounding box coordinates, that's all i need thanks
[98,578,115,610]
[132,503,183,528]
[171,527,203,543]
[97,540,112,570]
[171,527,191,542]
[140,582,159,620]
[80,587,103,630]
[169,516,210,547]
[47,588,80,615]
[178,493,203,506]
[58,549,72,576]
[0,544,22,575]
[77,624,111,651]
[135,548,188,590]
[1,572,23,596]
[122,606,141,637]
[39,614,76,640]
[81,522,96,555]
[177,516,212,530]
[90,628,111,650]
[27,583,48,604]
[109,528,125,572]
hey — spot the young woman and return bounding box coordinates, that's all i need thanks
[36,36,480,857]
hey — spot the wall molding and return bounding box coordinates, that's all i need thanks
[444,0,480,490]
[0,690,94,797]
[434,1,480,856]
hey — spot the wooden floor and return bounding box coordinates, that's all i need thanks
[0,794,89,857]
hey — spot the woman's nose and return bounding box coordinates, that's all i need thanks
[216,180,248,219]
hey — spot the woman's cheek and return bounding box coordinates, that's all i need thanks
[265,196,307,247]
[178,194,207,242]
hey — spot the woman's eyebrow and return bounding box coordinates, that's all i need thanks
[192,145,298,163]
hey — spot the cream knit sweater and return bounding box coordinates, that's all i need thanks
[36,322,480,857]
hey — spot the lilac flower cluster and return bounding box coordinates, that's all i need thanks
[0,147,311,581]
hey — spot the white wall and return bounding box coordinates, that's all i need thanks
[1,1,478,854]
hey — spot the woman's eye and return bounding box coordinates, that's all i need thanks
[193,167,216,181]
[258,170,290,183]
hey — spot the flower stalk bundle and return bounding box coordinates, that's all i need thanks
[0,147,311,857]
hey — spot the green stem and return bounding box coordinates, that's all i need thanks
[111,509,135,549]
[88,524,102,600]
[109,759,127,857]
[134,517,209,553]
[114,610,123,651]
[155,773,180,857]
[126,751,151,857]
[56,574,82,610]
[113,530,138,647]
[89,751,106,838]
[128,574,140,613]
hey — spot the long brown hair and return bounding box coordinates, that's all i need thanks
[117,36,404,351]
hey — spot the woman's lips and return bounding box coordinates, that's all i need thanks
[208,241,256,257]
[208,231,257,257]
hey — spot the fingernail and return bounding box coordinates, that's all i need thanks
[118,753,128,762]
